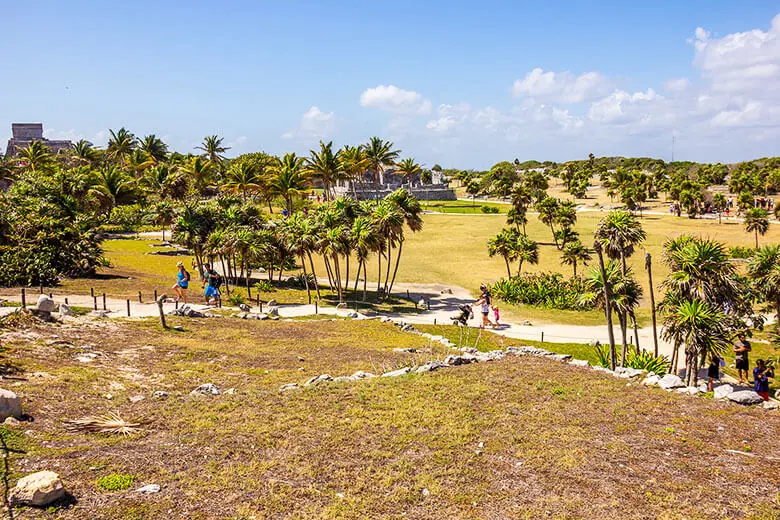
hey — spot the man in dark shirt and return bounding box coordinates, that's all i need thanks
[734,335,751,385]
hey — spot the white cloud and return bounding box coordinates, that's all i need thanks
[281,106,335,140]
[588,89,664,125]
[664,78,691,92]
[511,68,608,103]
[360,85,432,114]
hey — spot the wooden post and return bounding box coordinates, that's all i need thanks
[90,287,94,298]
[93,296,98,311]
[259,302,263,313]
[156,294,167,329]
[126,299,131,317]
[102,293,106,311]
[175,300,179,310]
[138,291,143,303]
[315,301,318,314]
[20,288,25,309]
[594,241,617,370]
[434,318,437,325]
[39,284,43,294]
[407,289,410,300]
[64,297,68,306]
[541,331,544,343]
[154,289,158,301]
[48,293,52,299]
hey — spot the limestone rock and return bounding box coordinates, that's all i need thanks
[346,311,359,319]
[266,299,278,307]
[35,295,56,313]
[136,484,161,493]
[279,383,299,391]
[642,374,661,386]
[440,288,453,294]
[475,350,505,362]
[549,353,573,362]
[0,389,22,421]
[614,367,645,379]
[57,303,73,316]
[382,367,411,377]
[444,354,477,366]
[191,383,221,396]
[657,374,685,390]
[393,348,417,353]
[336,303,348,309]
[713,384,734,399]
[152,391,170,400]
[568,359,590,368]
[9,471,65,507]
[763,400,778,410]
[726,390,764,405]
[303,374,332,387]
[90,310,109,318]
[676,386,701,396]
[350,371,376,380]
[266,307,279,317]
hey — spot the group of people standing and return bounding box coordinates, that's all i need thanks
[472,284,500,329]
[703,335,772,400]
[171,261,222,306]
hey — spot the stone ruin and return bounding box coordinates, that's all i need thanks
[4,123,73,158]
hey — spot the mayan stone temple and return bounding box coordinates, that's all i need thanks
[4,123,73,157]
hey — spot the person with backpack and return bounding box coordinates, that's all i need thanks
[202,263,222,306]
[172,261,191,304]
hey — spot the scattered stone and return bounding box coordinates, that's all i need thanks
[506,346,550,356]
[303,374,333,387]
[336,303,348,309]
[3,417,20,426]
[382,367,411,377]
[172,325,185,332]
[129,395,145,404]
[549,353,573,362]
[422,488,431,497]
[90,310,109,318]
[350,371,376,380]
[713,384,734,399]
[191,383,221,396]
[169,305,206,318]
[393,348,417,353]
[152,391,170,400]
[9,471,65,507]
[520,320,533,326]
[76,353,98,363]
[727,390,764,406]
[224,388,236,395]
[440,288,453,294]
[238,303,251,312]
[0,389,22,421]
[35,295,56,313]
[136,484,161,494]
[266,307,279,317]
[614,367,645,379]
[657,374,685,390]
[475,350,505,362]
[417,298,426,308]
[444,354,477,366]
[279,383,299,391]
[676,386,701,396]
[642,374,661,386]
[57,303,73,316]
[763,400,778,410]
[346,311,359,319]
[568,359,590,368]
[266,299,278,307]
[380,317,393,323]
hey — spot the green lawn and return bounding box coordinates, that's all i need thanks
[421,200,508,214]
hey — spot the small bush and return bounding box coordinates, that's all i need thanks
[624,350,670,377]
[227,293,246,306]
[480,205,499,214]
[97,473,135,491]
[730,246,757,259]
[253,280,275,293]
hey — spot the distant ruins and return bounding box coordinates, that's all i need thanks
[4,123,72,157]
[333,169,457,201]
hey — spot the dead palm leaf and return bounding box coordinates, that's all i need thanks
[65,412,144,436]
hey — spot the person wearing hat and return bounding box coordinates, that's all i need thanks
[472,284,494,329]
[171,261,190,304]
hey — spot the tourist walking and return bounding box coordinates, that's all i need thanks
[202,263,223,306]
[753,359,772,401]
[171,261,190,304]
[734,335,752,385]
[707,353,721,392]
[472,284,494,328]
[492,305,500,326]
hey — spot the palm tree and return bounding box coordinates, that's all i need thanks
[662,298,730,386]
[271,153,308,215]
[744,208,769,248]
[196,135,230,168]
[747,244,780,329]
[369,200,402,298]
[71,139,96,166]
[124,149,155,177]
[139,134,169,164]
[91,165,135,219]
[351,215,380,301]
[364,137,400,187]
[536,197,560,247]
[645,252,659,356]
[306,141,342,201]
[179,156,214,194]
[582,249,617,368]
[395,158,422,186]
[488,228,519,278]
[340,145,368,197]
[223,162,261,201]
[712,193,727,224]
[594,210,646,274]
[107,128,137,163]
[560,240,591,277]
[384,189,423,296]
[515,235,539,275]
[16,140,52,172]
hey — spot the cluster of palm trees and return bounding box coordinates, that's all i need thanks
[172,190,422,305]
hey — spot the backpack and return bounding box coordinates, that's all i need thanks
[183,270,191,282]
[211,271,223,288]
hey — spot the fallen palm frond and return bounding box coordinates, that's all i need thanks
[65,412,144,436]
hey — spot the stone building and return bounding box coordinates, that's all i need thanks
[333,169,457,201]
[4,123,73,157]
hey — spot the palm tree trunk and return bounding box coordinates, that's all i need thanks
[645,252,659,357]
[332,254,343,303]
[244,258,251,299]
[377,249,382,297]
[345,254,350,298]
[517,259,524,276]
[220,256,230,295]
[307,252,321,298]
[387,240,404,296]
[354,259,362,293]
[618,312,628,366]
[573,262,577,278]
[323,256,335,292]
[362,261,368,302]
[382,241,393,298]
[595,244,617,370]
[630,311,640,353]
[550,224,558,248]
[504,257,511,278]
[300,254,311,304]
[755,229,759,248]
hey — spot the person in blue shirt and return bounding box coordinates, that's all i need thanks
[171,261,190,303]
[753,359,772,401]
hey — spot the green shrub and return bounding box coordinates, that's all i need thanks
[480,205,499,213]
[227,293,246,306]
[490,273,593,310]
[253,280,275,293]
[96,473,135,491]
[624,350,670,376]
[730,246,757,259]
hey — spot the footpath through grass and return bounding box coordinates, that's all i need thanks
[4,316,778,519]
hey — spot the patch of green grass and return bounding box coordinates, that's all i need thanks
[96,473,136,491]
[421,200,509,214]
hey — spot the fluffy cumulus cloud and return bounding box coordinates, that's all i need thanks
[349,13,780,166]
[511,68,609,104]
[281,106,335,140]
[360,85,432,114]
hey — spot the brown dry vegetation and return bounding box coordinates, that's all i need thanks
[1,316,777,519]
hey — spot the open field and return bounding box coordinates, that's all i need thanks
[2,316,778,519]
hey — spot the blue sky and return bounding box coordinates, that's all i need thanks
[2,1,780,168]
